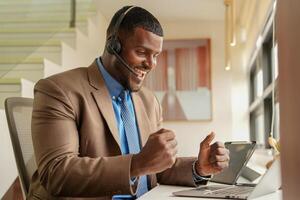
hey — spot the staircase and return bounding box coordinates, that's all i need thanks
[0,0,110,197]
[0,0,97,109]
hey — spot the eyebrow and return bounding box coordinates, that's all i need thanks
[135,45,161,54]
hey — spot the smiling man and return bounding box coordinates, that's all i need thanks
[29,6,229,200]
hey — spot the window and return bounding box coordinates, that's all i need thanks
[249,21,279,147]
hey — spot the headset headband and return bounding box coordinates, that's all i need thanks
[111,6,136,40]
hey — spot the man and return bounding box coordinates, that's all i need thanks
[29,6,229,200]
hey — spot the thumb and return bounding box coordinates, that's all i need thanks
[200,132,215,149]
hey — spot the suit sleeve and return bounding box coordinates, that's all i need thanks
[32,78,137,197]
[156,157,197,186]
[154,95,163,129]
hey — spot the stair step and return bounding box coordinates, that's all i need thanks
[0,39,61,47]
[0,0,93,6]
[0,56,44,64]
[0,27,74,33]
[0,15,88,23]
[0,63,45,83]
[0,4,95,14]
[0,62,61,83]
[0,46,61,53]
[0,63,44,71]
[0,21,86,29]
[0,78,21,85]
[0,78,23,95]
[0,11,94,21]
[0,78,34,108]
[0,69,44,83]
[0,31,75,40]
[1,51,61,62]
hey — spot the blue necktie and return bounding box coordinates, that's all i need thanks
[119,90,148,198]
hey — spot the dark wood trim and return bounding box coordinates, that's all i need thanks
[2,177,24,200]
[277,0,300,199]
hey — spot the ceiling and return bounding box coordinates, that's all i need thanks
[94,0,228,23]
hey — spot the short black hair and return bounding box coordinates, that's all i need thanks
[106,6,163,39]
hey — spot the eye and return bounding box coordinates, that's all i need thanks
[136,49,146,56]
[154,53,160,58]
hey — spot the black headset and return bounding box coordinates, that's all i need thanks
[106,6,136,55]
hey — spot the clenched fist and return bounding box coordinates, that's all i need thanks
[130,128,177,177]
[196,132,230,176]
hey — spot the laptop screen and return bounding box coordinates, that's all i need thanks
[211,141,256,184]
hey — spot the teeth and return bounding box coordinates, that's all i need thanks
[134,68,146,77]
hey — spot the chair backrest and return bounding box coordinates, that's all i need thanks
[4,97,37,198]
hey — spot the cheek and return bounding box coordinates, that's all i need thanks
[123,51,144,65]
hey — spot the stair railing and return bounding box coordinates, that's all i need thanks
[70,0,76,28]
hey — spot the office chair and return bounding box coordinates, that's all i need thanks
[4,97,37,198]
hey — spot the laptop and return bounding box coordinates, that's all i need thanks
[211,141,256,184]
[173,157,281,199]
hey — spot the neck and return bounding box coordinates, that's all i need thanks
[100,53,126,88]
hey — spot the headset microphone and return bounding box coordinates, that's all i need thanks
[109,46,140,77]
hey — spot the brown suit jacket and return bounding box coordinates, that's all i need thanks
[29,61,196,199]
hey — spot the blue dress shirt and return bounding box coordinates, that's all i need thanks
[96,57,144,199]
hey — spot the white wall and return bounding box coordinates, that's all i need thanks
[230,44,250,142]
[161,21,233,157]
[62,11,108,70]
[229,0,274,142]
[0,110,18,196]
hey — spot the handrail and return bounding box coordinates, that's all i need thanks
[70,0,76,28]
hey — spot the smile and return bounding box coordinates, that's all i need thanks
[134,67,147,78]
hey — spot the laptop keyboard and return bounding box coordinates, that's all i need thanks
[197,185,254,197]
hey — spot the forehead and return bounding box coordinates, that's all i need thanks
[121,27,163,52]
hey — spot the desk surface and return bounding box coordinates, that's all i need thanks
[138,185,282,200]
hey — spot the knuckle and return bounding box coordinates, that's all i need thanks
[168,156,176,166]
[158,136,165,145]
[167,150,173,157]
[170,131,175,137]
[217,148,223,154]
[217,162,226,169]
[167,160,173,167]
[200,141,205,147]
[172,140,178,148]
[227,149,230,155]
[149,133,155,139]
[163,150,171,159]
[215,155,220,161]
[171,157,176,164]
[216,141,223,146]
[174,147,178,154]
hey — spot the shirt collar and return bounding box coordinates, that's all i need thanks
[96,57,124,99]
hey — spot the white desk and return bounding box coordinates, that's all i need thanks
[138,185,282,200]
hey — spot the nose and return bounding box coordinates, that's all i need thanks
[144,55,157,70]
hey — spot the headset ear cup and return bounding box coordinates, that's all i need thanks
[112,38,122,54]
[106,38,122,54]
[106,38,114,54]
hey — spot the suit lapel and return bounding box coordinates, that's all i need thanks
[87,60,152,149]
[132,92,151,147]
[88,61,121,148]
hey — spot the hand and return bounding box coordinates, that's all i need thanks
[196,132,229,176]
[131,128,177,177]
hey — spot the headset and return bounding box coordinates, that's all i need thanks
[105,6,140,76]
